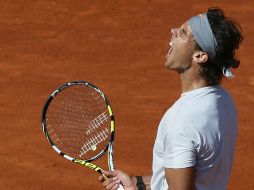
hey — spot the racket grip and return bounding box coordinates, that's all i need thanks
[117,184,124,190]
[102,175,124,190]
[102,172,124,190]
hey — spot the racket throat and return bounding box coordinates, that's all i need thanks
[108,143,115,171]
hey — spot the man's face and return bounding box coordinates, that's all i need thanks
[165,22,196,73]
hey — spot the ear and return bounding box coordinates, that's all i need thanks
[193,51,208,65]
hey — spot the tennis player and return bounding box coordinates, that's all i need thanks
[99,7,243,190]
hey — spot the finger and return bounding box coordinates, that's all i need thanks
[105,180,120,190]
[102,170,117,178]
[99,175,105,182]
[111,183,120,190]
[102,176,120,187]
[103,177,115,186]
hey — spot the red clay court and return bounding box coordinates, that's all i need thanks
[0,0,253,189]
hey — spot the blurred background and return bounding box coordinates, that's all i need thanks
[0,0,253,189]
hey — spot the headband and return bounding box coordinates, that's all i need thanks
[188,14,234,78]
[188,14,218,61]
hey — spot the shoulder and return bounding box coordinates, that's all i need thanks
[179,86,236,118]
[158,86,237,138]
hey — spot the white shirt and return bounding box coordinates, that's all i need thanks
[151,86,238,190]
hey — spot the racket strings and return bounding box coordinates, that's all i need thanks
[79,127,110,157]
[46,85,111,160]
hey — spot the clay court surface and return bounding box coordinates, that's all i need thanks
[0,0,253,189]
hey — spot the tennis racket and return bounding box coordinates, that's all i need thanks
[41,81,124,190]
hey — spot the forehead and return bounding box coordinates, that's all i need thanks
[181,22,193,36]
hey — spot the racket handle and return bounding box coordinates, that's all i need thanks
[117,184,124,190]
[102,174,124,190]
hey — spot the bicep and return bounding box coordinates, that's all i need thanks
[165,166,196,190]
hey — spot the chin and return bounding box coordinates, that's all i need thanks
[165,58,173,69]
[164,61,171,69]
[165,62,180,72]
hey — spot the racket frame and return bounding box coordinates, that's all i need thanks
[41,81,116,176]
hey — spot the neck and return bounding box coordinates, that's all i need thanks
[179,66,209,94]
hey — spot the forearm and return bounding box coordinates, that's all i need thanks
[131,175,152,190]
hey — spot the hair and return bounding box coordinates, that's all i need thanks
[195,7,243,86]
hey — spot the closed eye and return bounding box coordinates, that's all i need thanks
[180,28,185,34]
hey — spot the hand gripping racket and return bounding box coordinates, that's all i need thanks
[41,81,124,190]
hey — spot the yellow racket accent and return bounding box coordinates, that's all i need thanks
[110,121,115,132]
[107,105,115,132]
[74,159,102,172]
[108,105,113,116]
[74,159,108,179]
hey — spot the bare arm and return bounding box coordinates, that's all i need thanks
[165,166,196,190]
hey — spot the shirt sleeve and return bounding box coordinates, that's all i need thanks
[163,117,196,169]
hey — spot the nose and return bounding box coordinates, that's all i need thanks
[171,28,178,38]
